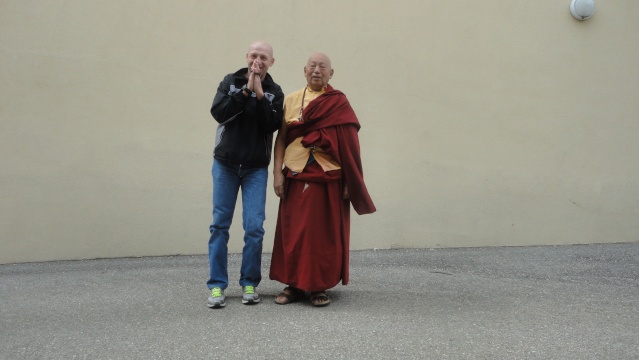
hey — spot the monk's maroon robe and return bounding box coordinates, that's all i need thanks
[269,86,375,291]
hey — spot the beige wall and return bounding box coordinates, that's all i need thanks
[1,1,638,264]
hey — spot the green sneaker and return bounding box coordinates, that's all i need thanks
[242,286,261,305]
[207,287,226,308]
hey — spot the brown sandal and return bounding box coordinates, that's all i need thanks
[275,286,304,305]
[309,291,331,307]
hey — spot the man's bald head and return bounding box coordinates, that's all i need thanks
[248,41,274,57]
[246,41,275,79]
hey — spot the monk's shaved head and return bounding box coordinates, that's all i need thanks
[304,52,334,91]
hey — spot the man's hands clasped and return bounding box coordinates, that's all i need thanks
[246,61,264,100]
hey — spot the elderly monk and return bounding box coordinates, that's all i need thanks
[269,52,376,307]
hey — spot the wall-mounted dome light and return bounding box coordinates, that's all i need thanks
[570,0,596,20]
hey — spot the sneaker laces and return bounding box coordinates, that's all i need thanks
[244,286,255,295]
[211,288,222,298]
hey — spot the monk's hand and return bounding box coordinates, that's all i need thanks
[273,171,285,198]
[343,184,349,200]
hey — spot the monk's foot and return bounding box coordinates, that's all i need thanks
[275,286,304,305]
[309,291,330,307]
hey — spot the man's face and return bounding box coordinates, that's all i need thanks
[304,54,333,91]
[246,43,274,76]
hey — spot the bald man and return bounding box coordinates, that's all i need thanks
[270,53,376,307]
[206,41,284,309]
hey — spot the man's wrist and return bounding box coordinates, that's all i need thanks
[241,85,252,96]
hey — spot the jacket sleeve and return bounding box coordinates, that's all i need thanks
[210,74,249,124]
[255,84,285,133]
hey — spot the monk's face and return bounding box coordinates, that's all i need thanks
[304,53,333,91]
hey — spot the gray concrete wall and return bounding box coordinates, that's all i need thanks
[1,1,638,263]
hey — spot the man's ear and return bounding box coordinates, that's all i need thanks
[330,69,334,78]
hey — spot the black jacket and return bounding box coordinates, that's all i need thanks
[210,68,284,168]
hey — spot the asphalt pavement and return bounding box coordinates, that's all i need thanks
[1,243,638,359]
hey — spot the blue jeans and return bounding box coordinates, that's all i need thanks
[207,160,267,290]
